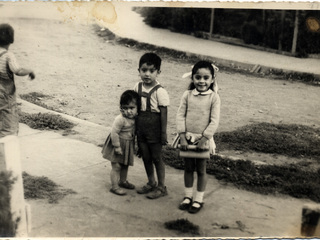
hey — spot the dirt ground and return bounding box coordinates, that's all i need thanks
[7,16,320,168]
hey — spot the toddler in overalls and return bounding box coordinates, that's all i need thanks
[0,23,35,137]
[133,52,170,199]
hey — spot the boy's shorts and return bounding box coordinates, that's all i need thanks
[136,111,161,143]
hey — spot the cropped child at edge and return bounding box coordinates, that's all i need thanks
[0,23,35,138]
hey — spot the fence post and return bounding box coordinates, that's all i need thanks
[301,203,320,236]
[0,135,30,237]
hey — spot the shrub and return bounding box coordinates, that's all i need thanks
[0,171,17,237]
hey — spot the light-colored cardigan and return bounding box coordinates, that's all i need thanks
[176,89,220,139]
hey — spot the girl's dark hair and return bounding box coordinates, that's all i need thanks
[139,52,161,71]
[188,61,216,91]
[120,90,141,113]
[0,24,14,45]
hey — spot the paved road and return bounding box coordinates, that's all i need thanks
[103,3,320,77]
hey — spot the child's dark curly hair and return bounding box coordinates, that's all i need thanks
[120,90,141,113]
[0,24,14,45]
[139,52,161,71]
[188,60,216,91]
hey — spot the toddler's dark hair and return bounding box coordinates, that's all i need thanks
[188,60,216,91]
[139,52,161,71]
[0,24,14,45]
[120,90,141,113]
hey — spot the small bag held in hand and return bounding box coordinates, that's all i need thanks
[172,134,210,159]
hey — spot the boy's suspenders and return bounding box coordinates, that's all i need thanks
[138,82,162,112]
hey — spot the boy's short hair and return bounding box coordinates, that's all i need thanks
[139,52,161,71]
[0,24,14,45]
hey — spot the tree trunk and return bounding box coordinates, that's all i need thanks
[278,10,285,51]
[291,10,299,54]
[209,8,215,38]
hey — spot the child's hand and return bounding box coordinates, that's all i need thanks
[114,147,123,155]
[28,72,35,80]
[197,137,208,151]
[135,147,142,158]
[179,136,188,151]
[161,132,167,145]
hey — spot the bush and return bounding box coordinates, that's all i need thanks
[242,22,263,45]
[0,171,17,237]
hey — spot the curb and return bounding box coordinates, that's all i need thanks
[19,99,108,132]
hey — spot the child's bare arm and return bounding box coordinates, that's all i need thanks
[159,106,168,145]
[14,68,35,79]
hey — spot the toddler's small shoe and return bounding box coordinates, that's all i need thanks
[119,180,135,189]
[137,182,157,194]
[188,201,203,214]
[179,197,193,210]
[110,188,127,196]
[146,186,168,199]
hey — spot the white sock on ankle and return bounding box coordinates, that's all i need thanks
[194,191,204,206]
[182,187,193,204]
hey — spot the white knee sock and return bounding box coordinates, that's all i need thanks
[182,187,193,204]
[194,191,204,204]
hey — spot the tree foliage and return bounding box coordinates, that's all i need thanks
[136,7,320,56]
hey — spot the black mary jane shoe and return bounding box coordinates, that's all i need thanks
[188,201,204,214]
[179,197,193,210]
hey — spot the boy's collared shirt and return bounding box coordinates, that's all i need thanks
[134,81,170,113]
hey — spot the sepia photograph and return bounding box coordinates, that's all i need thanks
[0,1,320,238]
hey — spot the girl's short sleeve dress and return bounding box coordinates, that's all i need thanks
[101,115,135,166]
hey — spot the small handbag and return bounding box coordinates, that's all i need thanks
[172,134,210,159]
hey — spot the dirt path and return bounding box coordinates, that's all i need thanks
[7,16,319,148]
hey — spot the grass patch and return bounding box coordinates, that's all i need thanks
[23,172,76,204]
[19,112,75,131]
[164,218,200,235]
[215,123,320,160]
[163,147,320,202]
[0,171,17,237]
[162,123,320,202]
[20,92,55,111]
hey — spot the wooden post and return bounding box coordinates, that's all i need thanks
[278,10,286,51]
[0,135,30,237]
[291,10,299,55]
[209,8,215,38]
[301,204,320,236]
